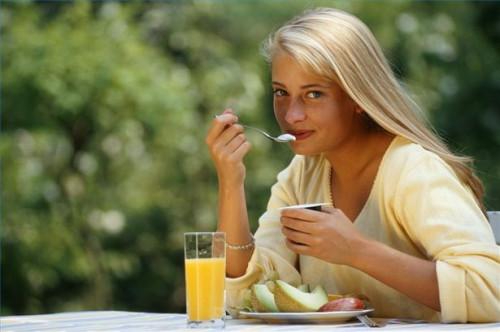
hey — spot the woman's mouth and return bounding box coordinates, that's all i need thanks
[288,130,314,141]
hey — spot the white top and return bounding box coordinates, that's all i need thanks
[226,136,500,323]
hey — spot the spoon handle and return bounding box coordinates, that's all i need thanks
[241,125,278,142]
[213,115,289,142]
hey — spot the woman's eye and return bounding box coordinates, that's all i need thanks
[273,89,287,97]
[306,91,323,99]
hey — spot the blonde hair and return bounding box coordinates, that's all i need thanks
[262,8,485,213]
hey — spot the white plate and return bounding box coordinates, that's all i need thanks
[239,308,374,324]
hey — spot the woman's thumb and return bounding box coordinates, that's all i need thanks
[321,205,336,214]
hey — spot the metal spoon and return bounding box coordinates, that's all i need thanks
[242,125,295,143]
[214,115,295,143]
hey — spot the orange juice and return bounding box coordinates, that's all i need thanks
[185,257,225,321]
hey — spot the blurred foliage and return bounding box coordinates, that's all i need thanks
[1,0,499,315]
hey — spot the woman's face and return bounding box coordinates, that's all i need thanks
[272,51,364,156]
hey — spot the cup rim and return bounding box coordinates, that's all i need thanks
[278,203,332,210]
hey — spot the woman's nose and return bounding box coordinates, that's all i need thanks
[284,99,306,124]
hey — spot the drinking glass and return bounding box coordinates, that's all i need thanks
[184,232,226,328]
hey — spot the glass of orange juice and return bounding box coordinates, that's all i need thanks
[184,232,226,328]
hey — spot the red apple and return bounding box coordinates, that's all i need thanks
[318,297,365,312]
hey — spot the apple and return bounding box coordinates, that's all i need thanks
[318,297,365,312]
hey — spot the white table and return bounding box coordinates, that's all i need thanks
[1,311,499,331]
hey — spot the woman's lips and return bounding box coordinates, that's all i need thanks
[288,130,314,141]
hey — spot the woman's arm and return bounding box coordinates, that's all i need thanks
[217,181,254,277]
[353,236,440,311]
[392,156,499,322]
[205,110,253,278]
[280,207,440,311]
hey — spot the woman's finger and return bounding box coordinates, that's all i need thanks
[231,139,252,160]
[280,208,318,222]
[208,126,244,159]
[282,225,312,246]
[285,238,310,255]
[224,133,247,154]
[281,217,313,233]
[218,124,244,147]
[320,206,337,215]
[210,125,242,152]
[206,112,238,145]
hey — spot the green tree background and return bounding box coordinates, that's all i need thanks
[1,0,499,315]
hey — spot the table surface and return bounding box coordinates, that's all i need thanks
[1,311,499,331]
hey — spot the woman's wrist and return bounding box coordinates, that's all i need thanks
[226,233,255,250]
[348,236,382,271]
[217,174,245,189]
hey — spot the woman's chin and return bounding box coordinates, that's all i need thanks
[290,145,321,156]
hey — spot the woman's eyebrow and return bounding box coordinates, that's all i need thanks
[271,81,330,89]
[300,83,330,89]
[272,81,332,89]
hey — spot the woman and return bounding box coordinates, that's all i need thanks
[205,8,499,322]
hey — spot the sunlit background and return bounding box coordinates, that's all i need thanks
[1,0,499,315]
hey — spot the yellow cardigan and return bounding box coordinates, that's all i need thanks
[226,136,500,322]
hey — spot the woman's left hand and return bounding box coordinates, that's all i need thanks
[280,206,368,266]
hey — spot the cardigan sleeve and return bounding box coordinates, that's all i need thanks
[393,154,500,323]
[225,156,304,315]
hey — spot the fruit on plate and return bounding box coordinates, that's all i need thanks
[274,280,328,312]
[251,284,279,312]
[265,280,276,293]
[318,297,365,312]
[298,284,309,292]
[327,293,343,301]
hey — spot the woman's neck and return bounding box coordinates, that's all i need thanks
[325,131,395,184]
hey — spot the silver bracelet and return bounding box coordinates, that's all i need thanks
[226,234,255,250]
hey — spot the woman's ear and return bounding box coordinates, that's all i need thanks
[343,93,362,114]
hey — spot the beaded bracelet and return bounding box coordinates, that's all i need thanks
[226,234,255,250]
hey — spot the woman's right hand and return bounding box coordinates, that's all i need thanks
[205,109,251,186]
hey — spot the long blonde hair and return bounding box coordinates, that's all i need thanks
[262,8,486,213]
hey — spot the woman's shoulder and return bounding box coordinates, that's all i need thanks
[383,136,451,176]
[378,136,466,211]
